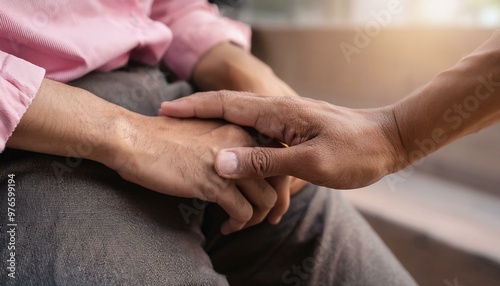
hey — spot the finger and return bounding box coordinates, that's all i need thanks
[265,175,290,224]
[236,179,277,228]
[215,145,312,180]
[160,91,261,119]
[160,91,299,141]
[215,183,254,235]
[289,177,309,196]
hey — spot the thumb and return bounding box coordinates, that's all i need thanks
[215,147,300,179]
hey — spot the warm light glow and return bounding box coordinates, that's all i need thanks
[414,0,460,24]
[232,0,500,28]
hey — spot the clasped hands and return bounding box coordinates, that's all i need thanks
[111,114,296,235]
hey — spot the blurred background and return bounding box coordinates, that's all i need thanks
[212,0,500,285]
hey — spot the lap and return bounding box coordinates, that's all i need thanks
[0,150,227,285]
[68,65,193,116]
[204,184,416,286]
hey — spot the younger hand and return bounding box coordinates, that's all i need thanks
[160,92,405,189]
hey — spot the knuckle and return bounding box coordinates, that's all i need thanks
[249,148,273,177]
[213,178,233,192]
[239,207,253,222]
[274,96,299,111]
[275,95,296,105]
[273,96,305,115]
[198,185,217,202]
[222,124,245,137]
[216,90,236,104]
[215,123,253,146]
[200,179,231,202]
[316,99,332,110]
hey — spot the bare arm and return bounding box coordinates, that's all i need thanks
[193,42,299,98]
[393,32,500,167]
[7,79,124,163]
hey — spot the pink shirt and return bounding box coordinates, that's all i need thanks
[0,0,251,151]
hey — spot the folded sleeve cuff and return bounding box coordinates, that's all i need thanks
[0,51,46,152]
[164,10,251,80]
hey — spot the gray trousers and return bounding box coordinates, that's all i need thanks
[0,67,416,286]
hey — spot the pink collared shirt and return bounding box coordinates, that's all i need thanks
[0,0,251,151]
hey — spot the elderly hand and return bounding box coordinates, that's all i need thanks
[8,79,287,235]
[112,115,289,234]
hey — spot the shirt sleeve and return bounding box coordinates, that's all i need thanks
[0,50,45,152]
[150,0,251,80]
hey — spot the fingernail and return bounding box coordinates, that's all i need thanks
[218,151,238,176]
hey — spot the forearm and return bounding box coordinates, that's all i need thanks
[7,78,130,166]
[193,42,273,91]
[393,32,500,165]
[192,42,299,97]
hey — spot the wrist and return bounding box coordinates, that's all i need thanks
[192,42,274,91]
[88,107,140,171]
[374,105,410,174]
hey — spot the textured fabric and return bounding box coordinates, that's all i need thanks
[0,0,251,151]
[204,185,418,286]
[0,67,417,286]
[68,66,193,116]
[0,52,45,152]
[0,150,230,286]
[0,0,250,82]
[150,1,251,80]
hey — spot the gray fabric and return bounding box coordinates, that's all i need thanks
[0,67,416,286]
[69,66,193,116]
